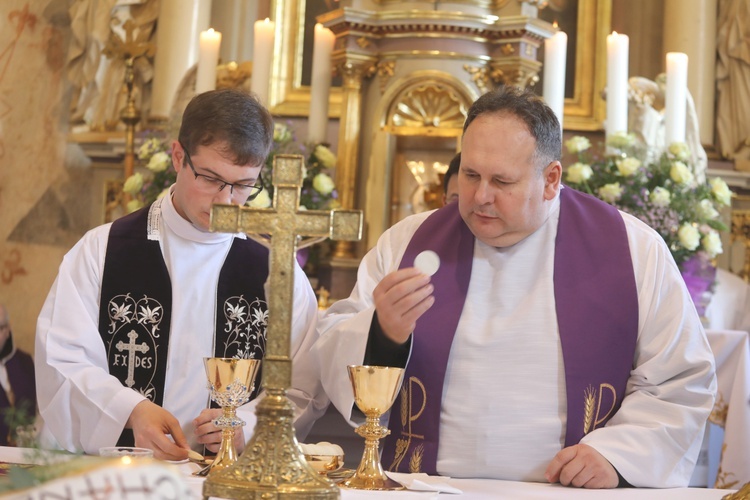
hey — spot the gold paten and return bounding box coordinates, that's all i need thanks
[341,365,405,491]
[200,358,261,476]
[205,154,363,499]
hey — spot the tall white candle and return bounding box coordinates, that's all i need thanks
[606,31,629,138]
[665,52,689,145]
[308,23,336,143]
[251,18,275,105]
[543,26,567,133]
[196,28,222,93]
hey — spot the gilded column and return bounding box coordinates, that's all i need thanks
[663,0,718,147]
[332,55,376,259]
[151,0,211,120]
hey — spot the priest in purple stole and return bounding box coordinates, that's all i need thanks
[316,87,716,489]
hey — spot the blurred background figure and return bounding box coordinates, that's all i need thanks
[443,152,460,205]
[0,303,36,446]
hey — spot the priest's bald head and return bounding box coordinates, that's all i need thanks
[458,86,563,248]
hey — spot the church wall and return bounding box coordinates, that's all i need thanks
[0,0,76,356]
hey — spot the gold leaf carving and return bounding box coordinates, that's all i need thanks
[390,84,467,129]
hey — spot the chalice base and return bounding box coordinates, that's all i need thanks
[202,391,339,499]
[340,474,404,491]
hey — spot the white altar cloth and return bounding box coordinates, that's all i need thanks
[0,447,736,500]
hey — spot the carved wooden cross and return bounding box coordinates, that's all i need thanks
[210,154,363,391]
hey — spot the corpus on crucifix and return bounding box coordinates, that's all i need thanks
[205,154,363,499]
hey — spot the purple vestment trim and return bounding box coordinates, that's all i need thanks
[382,188,638,475]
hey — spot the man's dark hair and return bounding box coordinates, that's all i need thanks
[178,88,274,167]
[444,152,461,194]
[463,86,561,171]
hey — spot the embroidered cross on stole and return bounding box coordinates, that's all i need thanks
[381,188,639,474]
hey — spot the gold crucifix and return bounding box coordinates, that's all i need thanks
[205,154,362,499]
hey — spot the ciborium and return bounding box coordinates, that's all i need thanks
[341,365,405,490]
[202,357,260,475]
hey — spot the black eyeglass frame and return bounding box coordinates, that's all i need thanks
[180,142,264,201]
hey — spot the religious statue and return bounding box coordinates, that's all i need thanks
[716,0,750,165]
[67,0,157,132]
[627,75,708,183]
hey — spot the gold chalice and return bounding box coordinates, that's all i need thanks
[341,365,406,490]
[201,357,260,475]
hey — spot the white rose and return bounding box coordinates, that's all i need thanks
[668,142,691,162]
[247,188,272,208]
[670,161,695,186]
[598,183,623,203]
[147,151,171,172]
[126,199,144,213]
[710,177,732,206]
[123,173,144,195]
[649,187,671,207]
[314,145,337,169]
[606,131,636,149]
[616,157,641,177]
[565,162,593,183]
[564,136,591,154]
[701,230,723,258]
[313,173,335,195]
[697,199,720,220]
[677,223,700,251]
[137,138,161,161]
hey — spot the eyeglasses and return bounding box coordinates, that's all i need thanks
[180,143,264,201]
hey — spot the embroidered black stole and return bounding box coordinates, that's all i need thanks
[98,204,269,446]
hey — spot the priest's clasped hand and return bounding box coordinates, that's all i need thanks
[193,408,246,454]
[373,267,435,345]
[126,400,191,461]
[544,443,619,489]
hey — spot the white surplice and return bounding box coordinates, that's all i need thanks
[35,192,328,454]
[315,194,717,488]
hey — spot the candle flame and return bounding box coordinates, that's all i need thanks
[612,31,618,35]
[207,28,215,34]
[553,21,558,29]
[264,17,271,23]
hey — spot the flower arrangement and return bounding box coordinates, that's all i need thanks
[564,132,732,268]
[123,123,339,213]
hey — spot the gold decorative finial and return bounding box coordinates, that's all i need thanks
[102,18,155,206]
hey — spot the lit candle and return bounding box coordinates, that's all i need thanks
[251,18,275,105]
[196,28,222,93]
[606,31,629,138]
[308,23,336,143]
[665,52,688,145]
[543,24,567,133]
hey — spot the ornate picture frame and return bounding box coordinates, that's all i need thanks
[541,0,612,131]
[268,0,342,117]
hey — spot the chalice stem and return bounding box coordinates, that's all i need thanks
[209,406,240,472]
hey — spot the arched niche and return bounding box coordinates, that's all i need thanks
[363,71,476,248]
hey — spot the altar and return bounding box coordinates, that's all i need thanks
[0,446,736,500]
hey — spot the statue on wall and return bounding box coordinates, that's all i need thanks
[628,75,708,183]
[67,0,157,132]
[716,0,750,163]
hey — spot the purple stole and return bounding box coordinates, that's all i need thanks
[99,203,269,446]
[382,188,639,474]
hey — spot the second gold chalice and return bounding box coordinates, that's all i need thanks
[201,357,261,475]
[341,365,405,490]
